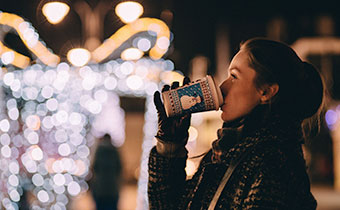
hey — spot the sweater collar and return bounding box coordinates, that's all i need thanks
[211,106,303,163]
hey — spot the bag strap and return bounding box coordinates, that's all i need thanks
[208,148,253,210]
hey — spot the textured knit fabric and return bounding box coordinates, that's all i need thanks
[148,114,317,210]
[211,125,243,163]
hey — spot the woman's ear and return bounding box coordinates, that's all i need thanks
[260,84,279,104]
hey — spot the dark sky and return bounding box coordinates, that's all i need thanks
[1,0,339,74]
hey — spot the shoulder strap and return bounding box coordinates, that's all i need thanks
[208,147,253,210]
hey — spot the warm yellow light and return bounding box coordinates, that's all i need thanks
[160,71,185,85]
[0,12,60,67]
[42,2,70,24]
[67,48,91,67]
[25,115,41,131]
[115,1,144,23]
[92,18,170,62]
[0,42,30,69]
[121,48,144,60]
[74,160,87,176]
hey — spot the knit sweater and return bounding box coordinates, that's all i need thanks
[148,115,317,210]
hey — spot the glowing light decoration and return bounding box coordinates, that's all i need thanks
[121,48,144,60]
[1,51,15,65]
[326,106,340,191]
[0,41,30,69]
[136,38,152,51]
[0,12,60,67]
[42,2,70,24]
[91,18,171,62]
[115,1,144,24]
[0,12,170,68]
[326,106,340,130]
[67,48,91,67]
[0,11,176,210]
[0,57,180,209]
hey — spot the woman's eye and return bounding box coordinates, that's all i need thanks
[231,74,237,79]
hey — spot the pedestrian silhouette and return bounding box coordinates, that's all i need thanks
[90,134,122,210]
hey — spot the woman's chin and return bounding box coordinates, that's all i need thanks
[220,113,230,122]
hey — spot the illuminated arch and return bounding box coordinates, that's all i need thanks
[0,12,60,68]
[91,17,170,62]
[0,13,171,69]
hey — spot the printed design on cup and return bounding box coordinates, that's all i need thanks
[180,95,202,110]
[168,91,181,115]
[168,79,215,115]
[200,79,216,110]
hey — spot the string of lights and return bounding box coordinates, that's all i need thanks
[0,57,184,209]
[0,7,181,209]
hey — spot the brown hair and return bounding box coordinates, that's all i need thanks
[240,38,326,137]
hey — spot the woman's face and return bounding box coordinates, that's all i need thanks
[219,50,263,122]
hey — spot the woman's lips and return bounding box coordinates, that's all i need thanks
[220,104,225,110]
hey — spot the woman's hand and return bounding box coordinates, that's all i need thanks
[153,77,191,152]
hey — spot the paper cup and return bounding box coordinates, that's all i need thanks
[162,75,223,117]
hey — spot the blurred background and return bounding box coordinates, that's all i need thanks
[1,0,340,209]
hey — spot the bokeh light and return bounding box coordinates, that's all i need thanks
[0,10,176,210]
[0,56,181,208]
[67,48,91,67]
[137,38,152,51]
[1,51,14,65]
[121,48,144,60]
[42,2,70,24]
[115,1,144,24]
[326,108,340,130]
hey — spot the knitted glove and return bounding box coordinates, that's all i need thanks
[153,77,191,157]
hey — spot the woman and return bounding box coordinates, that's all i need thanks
[148,38,324,209]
